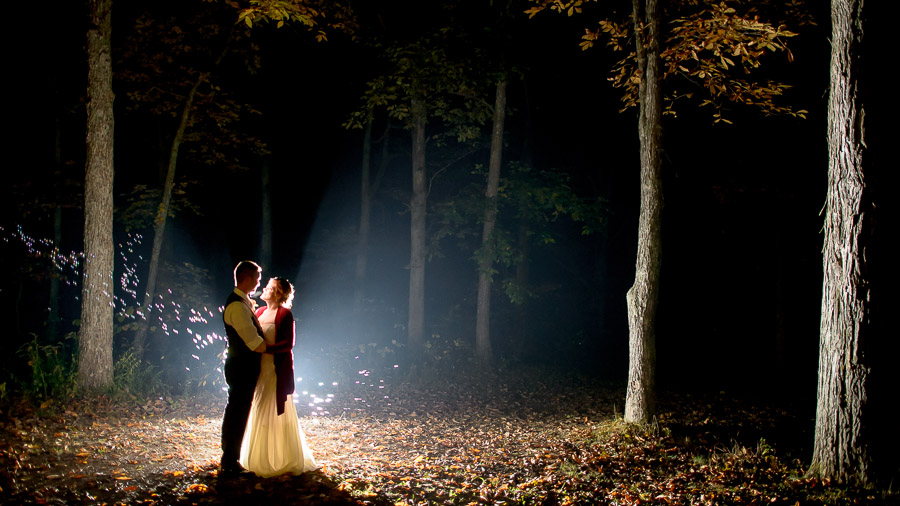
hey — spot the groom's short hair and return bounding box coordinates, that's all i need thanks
[234,261,261,285]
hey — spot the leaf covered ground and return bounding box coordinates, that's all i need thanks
[0,370,892,506]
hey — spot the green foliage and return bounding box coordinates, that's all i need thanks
[422,333,473,372]
[117,5,270,174]
[501,278,534,305]
[182,345,226,395]
[118,183,202,232]
[344,36,493,145]
[16,334,76,401]
[156,262,226,394]
[431,162,606,303]
[113,351,165,398]
[110,261,226,395]
[499,163,605,238]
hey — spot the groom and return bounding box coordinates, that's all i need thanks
[220,260,267,475]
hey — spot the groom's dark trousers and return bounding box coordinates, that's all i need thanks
[220,292,263,469]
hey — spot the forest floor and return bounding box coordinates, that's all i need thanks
[0,370,893,506]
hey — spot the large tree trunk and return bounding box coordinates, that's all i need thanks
[78,0,116,392]
[475,80,507,365]
[130,74,205,361]
[407,99,427,353]
[624,0,662,425]
[810,0,871,485]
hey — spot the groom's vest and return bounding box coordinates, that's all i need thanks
[223,291,264,361]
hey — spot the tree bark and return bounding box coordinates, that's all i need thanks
[354,117,391,314]
[130,27,235,361]
[810,0,871,485]
[78,0,116,392]
[624,0,662,425]
[130,72,206,361]
[475,80,507,365]
[407,98,427,353]
[354,117,374,313]
[260,159,273,271]
[513,223,531,344]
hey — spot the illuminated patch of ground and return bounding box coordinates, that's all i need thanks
[0,373,890,505]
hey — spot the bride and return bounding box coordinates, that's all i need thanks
[239,277,317,477]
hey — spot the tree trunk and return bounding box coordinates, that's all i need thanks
[624,0,662,425]
[810,0,871,485]
[513,223,531,345]
[407,99,427,353]
[354,117,374,313]
[475,80,507,365]
[48,115,64,342]
[78,0,115,392]
[130,73,206,361]
[260,158,273,270]
[354,117,391,315]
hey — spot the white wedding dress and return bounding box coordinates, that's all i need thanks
[239,314,317,477]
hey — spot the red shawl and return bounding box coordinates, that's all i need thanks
[256,306,296,415]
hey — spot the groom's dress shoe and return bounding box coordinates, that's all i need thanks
[220,461,252,477]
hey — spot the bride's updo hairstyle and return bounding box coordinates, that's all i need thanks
[272,277,295,309]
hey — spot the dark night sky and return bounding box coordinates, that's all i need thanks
[8,0,889,406]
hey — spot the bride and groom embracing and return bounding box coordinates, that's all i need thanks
[220,260,317,477]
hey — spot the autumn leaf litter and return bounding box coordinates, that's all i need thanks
[0,370,889,505]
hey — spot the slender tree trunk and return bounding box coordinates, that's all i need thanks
[475,80,507,365]
[624,0,662,425]
[78,0,115,392]
[130,73,206,361]
[260,158,273,269]
[354,117,374,313]
[355,118,391,315]
[48,115,64,342]
[810,0,871,484]
[48,208,63,341]
[774,194,787,382]
[407,99,427,353]
[513,223,531,344]
[130,28,235,361]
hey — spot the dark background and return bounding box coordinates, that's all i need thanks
[4,0,888,422]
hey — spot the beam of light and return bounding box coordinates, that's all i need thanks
[5,224,406,418]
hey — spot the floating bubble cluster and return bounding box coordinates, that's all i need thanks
[4,224,228,390]
[5,224,404,417]
[6,224,84,287]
